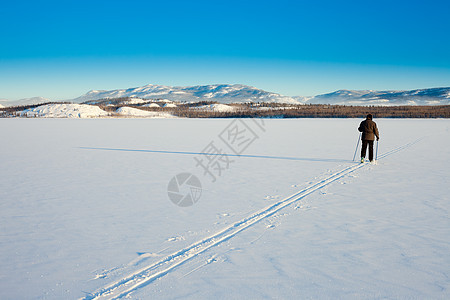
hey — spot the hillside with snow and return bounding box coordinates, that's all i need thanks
[70,84,450,106]
[307,87,450,106]
[115,106,175,118]
[192,103,237,112]
[2,97,51,107]
[72,84,299,104]
[20,104,108,118]
[2,85,450,108]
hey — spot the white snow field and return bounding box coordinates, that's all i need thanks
[0,118,449,299]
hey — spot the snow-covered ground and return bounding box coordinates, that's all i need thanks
[0,118,449,299]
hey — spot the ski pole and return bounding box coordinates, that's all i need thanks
[376,139,379,160]
[352,132,361,161]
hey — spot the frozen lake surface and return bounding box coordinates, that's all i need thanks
[0,118,449,299]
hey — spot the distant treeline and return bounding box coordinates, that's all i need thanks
[1,99,450,118]
[105,102,450,118]
[176,104,450,118]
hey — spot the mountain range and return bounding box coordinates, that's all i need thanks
[72,84,450,106]
[2,84,450,107]
[72,84,299,104]
[307,88,450,106]
[1,97,51,107]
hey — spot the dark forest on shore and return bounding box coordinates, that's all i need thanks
[1,98,449,118]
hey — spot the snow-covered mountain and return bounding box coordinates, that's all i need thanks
[71,84,450,106]
[307,87,450,106]
[3,85,449,108]
[2,97,51,107]
[71,84,299,104]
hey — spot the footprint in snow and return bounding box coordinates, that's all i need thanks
[167,236,185,242]
[264,195,280,200]
[294,204,312,210]
[93,273,108,280]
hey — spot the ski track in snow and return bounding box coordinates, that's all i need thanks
[82,139,422,300]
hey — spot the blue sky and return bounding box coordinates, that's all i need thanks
[1,0,449,100]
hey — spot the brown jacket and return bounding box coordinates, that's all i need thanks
[358,119,379,141]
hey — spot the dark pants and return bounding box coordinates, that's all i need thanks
[361,140,374,161]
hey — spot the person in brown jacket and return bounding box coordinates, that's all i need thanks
[358,114,380,162]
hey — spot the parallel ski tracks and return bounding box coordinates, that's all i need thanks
[83,139,421,299]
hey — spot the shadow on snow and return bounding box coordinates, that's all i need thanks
[78,146,352,163]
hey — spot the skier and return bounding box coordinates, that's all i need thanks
[358,114,380,163]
